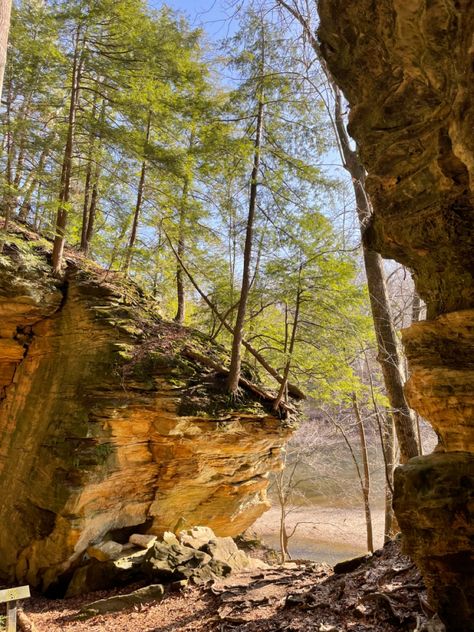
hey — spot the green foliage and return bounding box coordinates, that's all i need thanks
[1,1,383,410]
[0,233,52,274]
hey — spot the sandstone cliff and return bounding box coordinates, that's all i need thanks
[0,231,294,593]
[318,2,474,630]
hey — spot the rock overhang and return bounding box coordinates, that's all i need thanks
[0,232,296,592]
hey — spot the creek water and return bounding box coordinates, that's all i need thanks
[259,532,367,565]
[253,505,384,565]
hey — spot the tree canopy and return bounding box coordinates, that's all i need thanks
[0,0,399,413]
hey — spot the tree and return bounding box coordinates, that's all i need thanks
[163,89,241,324]
[9,0,213,275]
[80,97,106,254]
[226,12,267,394]
[252,209,369,406]
[223,9,341,396]
[274,0,419,463]
[51,19,85,274]
[1,0,64,233]
[50,0,152,273]
[273,446,316,562]
[123,109,151,274]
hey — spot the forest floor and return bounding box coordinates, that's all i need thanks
[22,539,438,632]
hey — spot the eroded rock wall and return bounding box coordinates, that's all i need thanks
[318,2,474,630]
[319,0,473,318]
[0,242,293,592]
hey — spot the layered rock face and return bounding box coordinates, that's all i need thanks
[0,240,293,593]
[318,2,474,630]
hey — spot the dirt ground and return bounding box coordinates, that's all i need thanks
[21,539,437,632]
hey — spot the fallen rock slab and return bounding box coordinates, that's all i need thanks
[143,541,214,584]
[203,536,268,572]
[76,584,165,619]
[129,534,157,549]
[87,540,123,562]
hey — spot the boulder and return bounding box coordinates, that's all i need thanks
[66,550,147,597]
[179,526,216,550]
[202,536,267,572]
[66,526,265,595]
[142,540,213,584]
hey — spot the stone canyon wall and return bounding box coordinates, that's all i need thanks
[318,2,474,630]
[0,237,293,593]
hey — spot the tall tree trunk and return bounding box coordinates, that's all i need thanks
[123,110,151,275]
[331,414,374,554]
[81,156,93,250]
[2,76,14,230]
[333,90,418,463]
[273,268,302,411]
[84,99,107,254]
[84,162,99,254]
[279,502,290,563]
[364,350,397,540]
[0,0,12,101]
[365,350,398,542]
[51,25,84,275]
[174,178,189,324]
[275,471,290,563]
[382,412,396,542]
[275,0,419,463]
[352,393,374,553]
[227,93,265,393]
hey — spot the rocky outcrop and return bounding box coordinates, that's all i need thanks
[394,453,474,630]
[0,236,294,593]
[318,0,473,318]
[318,2,474,630]
[402,310,474,453]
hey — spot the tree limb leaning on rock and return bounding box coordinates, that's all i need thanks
[163,227,306,401]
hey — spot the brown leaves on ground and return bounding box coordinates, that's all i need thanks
[23,540,436,632]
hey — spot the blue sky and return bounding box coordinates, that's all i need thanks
[147,0,237,38]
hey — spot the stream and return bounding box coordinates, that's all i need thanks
[252,505,385,565]
[259,532,367,564]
